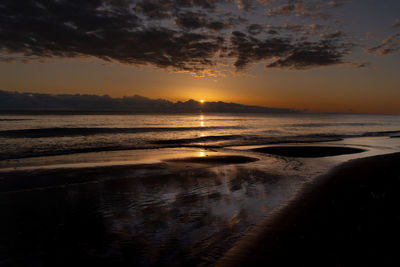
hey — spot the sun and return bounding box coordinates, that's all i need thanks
[200,100,205,103]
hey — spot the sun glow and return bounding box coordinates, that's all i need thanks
[200,100,205,103]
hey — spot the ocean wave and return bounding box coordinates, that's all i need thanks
[203,118,250,121]
[1,130,399,161]
[162,130,400,148]
[361,130,400,136]
[0,142,230,161]
[0,119,33,121]
[287,122,384,127]
[153,135,245,145]
[0,126,243,138]
[274,130,400,141]
[0,145,152,161]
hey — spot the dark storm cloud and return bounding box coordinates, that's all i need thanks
[266,0,343,18]
[134,0,233,16]
[235,0,256,10]
[0,0,357,74]
[266,39,352,69]
[228,31,351,69]
[266,2,327,18]
[229,31,292,69]
[247,24,264,35]
[134,0,173,19]
[0,0,226,73]
[283,24,305,31]
[281,24,331,36]
[248,23,332,38]
[320,30,344,39]
[175,12,231,30]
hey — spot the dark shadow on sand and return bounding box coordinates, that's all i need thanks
[0,163,167,193]
[0,156,258,194]
[217,152,400,267]
[164,155,259,164]
[252,145,366,158]
[0,155,276,267]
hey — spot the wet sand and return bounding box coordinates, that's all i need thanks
[252,145,366,158]
[1,141,399,266]
[0,153,289,267]
[0,163,168,193]
[217,152,400,267]
[0,155,259,193]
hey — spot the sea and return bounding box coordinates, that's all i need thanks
[1,113,400,161]
[1,113,400,266]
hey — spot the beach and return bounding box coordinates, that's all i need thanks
[217,152,400,266]
[0,114,400,266]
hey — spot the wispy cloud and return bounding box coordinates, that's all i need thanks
[367,34,400,56]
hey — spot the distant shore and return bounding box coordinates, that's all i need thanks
[0,90,298,114]
[217,152,400,266]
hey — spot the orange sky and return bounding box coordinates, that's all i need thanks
[1,57,399,114]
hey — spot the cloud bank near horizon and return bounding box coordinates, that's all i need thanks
[0,89,298,113]
[0,0,398,75]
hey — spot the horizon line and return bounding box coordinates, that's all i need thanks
[1,89,400,115]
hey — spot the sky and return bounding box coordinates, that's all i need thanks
[0,0,399,114]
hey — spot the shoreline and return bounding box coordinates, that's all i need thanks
[217,152,400,266]
[1,138,400,266]
[2,135,396,171]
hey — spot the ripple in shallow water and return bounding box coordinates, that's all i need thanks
[252,146,366,158]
